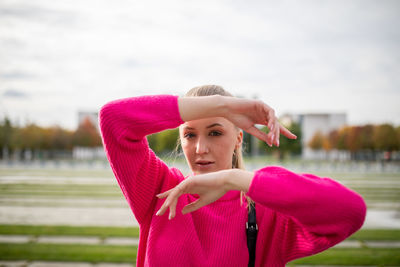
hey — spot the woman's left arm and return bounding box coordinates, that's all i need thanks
[243,166,367,262]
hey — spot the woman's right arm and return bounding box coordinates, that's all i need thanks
[99,95,185,225]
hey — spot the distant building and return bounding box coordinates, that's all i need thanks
[78,111,99,132]
[281,112,347,159]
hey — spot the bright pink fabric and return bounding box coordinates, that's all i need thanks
[99,94,366,267]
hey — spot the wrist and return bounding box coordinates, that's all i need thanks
[223,169,253,192]
[178,95,227,121]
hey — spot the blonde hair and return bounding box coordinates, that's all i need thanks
[179,84,255,211]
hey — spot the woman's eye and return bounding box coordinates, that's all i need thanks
[209,131,222,136]
[184,133,195,139]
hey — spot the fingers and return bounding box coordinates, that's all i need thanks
[279,124,297,139]
[263,105,297,146]
[168,197,179,220]
[274,120,280,146]
[246,126,272,146]
[156,188,174,199]
[155,184,186,220]
[267,108,275,132]
[181,199,202,215]
[156,191,177,219]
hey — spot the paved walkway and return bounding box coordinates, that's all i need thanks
[0,235,139,246]
[2,235,400,249]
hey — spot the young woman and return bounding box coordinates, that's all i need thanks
[99,85,366,267]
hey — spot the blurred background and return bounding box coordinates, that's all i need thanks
[0,0,399,266]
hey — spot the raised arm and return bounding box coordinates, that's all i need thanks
[99,95,185,225]
[179,95,297,147]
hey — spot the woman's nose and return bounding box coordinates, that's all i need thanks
[196,137,209,154]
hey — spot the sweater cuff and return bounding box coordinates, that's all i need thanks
[246,166,270,202]
[246,166,293,207]
[172,95,185,125]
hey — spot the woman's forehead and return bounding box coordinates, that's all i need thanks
[181,117,232,130]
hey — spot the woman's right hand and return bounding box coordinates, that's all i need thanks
[222,97,297,147]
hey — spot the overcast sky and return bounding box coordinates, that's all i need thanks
[1,0,399,130]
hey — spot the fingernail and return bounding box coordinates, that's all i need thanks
[156,210,160,216]
[277,140,279,146]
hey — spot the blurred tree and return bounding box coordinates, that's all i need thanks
[147,133,158,151]
[326,129,339,151]
[153,129,179,154]
[281,121,302,156]
[397,126,400,150]
[336,126,350,150]
[19,123,43,150]
[308,130,324,150]
[51,126,74,150]
[72,118,102,147]
[242,131,253,156]
[0,117,13,159]
[359,124,375,150]
[322,135,332,151]
[373,124,397,151]
[258,121,302,159]
[347,126,363,153]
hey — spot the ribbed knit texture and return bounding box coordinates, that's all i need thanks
[98,94,367,267]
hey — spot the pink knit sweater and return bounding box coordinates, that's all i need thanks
[98,94,366,267]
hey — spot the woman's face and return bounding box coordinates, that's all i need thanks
[179,117,243,175]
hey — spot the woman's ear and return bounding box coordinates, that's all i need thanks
[236,130,243,149]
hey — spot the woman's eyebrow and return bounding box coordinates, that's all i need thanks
[206,123,223,128]
[183,123,223,130]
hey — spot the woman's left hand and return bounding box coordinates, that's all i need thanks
[155,170,231,220]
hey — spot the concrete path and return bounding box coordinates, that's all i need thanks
[1,234,400,249]
[0,235,139,246]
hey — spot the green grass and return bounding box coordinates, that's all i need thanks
[2,225,400,241]
[348,229,400,241]
[0,184,122,198]
[0,227,399,264]
[0,242,399,265]
[0,225,140,238]
[287,248,400,266]
[0,243,137,263]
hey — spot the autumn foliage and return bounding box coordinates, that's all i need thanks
[308,124,400,152]
[0,116,101,159]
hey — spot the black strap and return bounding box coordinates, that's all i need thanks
[246,202,258,267]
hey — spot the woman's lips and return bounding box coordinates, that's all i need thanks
[195,161,215,168]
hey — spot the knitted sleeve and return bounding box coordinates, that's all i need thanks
[246,166,367,263]
[98,95,185,225]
